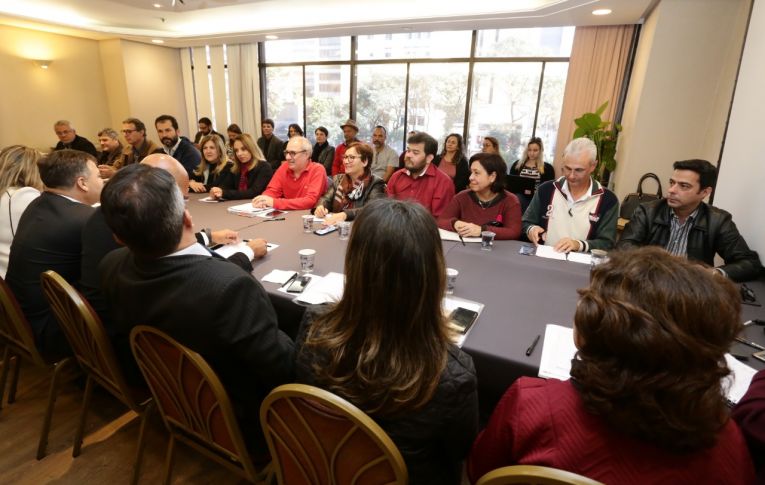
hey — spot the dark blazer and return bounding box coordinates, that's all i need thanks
[6,192,95,355]
[221,161,273,200]
[55,135,98,157]
[257,135,285,172]
[434,154,470,192]
[204,161,236,191]
[617,199,762,282]
[99,247,295,410]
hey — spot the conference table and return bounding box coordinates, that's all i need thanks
[189,194,765,408]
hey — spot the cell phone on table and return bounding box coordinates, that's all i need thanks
[448,307,479,335]
[287,275,311,293]
[267,210,286,218]
[314,225,338,236]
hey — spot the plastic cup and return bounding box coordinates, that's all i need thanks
[302,215,314,233]
[338,221,351,240]
[590,249,608,270]
[481,231,496,251]
[299,249,316,273]
[446,268,459,295]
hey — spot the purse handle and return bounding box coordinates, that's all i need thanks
[636,173,662,198]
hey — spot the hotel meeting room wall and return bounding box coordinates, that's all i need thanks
[0,25,188,151]
[715,0,765,258]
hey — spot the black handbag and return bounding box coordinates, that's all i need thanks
[620,173,662,219]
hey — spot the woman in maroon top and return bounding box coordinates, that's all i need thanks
[467,247,755,485]
[209,133,272,200]
[437,153,521,240]
[434,133,470,192]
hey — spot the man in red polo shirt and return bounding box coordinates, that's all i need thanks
[387,131,455,217]
[252,136,326,210]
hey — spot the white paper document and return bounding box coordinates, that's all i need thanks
[534,245,568,261]
[213,241,278,259]
[261,270,298,285]
[226,204,286,218]
[538,324,578,380]
[723,354,757,405]
[442,296,484,347]
[198,196,220,203]
[566,252,592,265]
[294,272,346,305]
[438,228,481,243]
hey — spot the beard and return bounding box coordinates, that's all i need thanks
[162,136,179,147]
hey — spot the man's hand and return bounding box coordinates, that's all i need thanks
[554,237,582,253]
[209,187,224,199]
[314,205,329,218]
[247,238,268,259]
[527,226,546,246]
[189,180,207,193]
[252,195,274,208]
[454,220,481,237]
[211,229,239,245]
[98,164,116,179]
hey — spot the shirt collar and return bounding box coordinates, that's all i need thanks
[670,205,700,224]
[163,242,211,258]
[561,177,594,202]
[163,137,182,156]
[405,162,433,179]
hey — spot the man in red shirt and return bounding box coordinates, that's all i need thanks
[252,136,326,210]
[331,119,360,175]
[387,132,455,217]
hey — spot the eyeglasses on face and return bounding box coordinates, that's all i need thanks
[342,155,361,161]
[284,150,306,158]
[121,129,137,135]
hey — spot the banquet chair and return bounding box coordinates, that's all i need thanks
[475,465,605,485]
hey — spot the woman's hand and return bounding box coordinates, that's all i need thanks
[189,180,207,193]
[210,187,223,199]
[324,212,348,226]
[314,205,329,218]
[454,220,482,237]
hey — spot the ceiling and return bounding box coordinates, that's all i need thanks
[0,0,657,47]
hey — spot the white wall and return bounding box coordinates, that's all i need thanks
[715,0,765,257]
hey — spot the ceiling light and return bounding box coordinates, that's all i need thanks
[34,60,52,69]
[592,9,612,15]
[151,39,165,44]
[265,35,278,40]
[153,3,161,7]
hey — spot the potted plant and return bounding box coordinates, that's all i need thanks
[572,101,622,185]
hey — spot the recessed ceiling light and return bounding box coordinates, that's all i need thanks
[153,3,161,7]
[265,35,278,40]
[151,39,165,44]
[592,9,612,15]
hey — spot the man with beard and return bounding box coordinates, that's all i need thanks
[193,116,225,148]
[370,125,398,182]
[155,114,201,178]
[331,119,361,175]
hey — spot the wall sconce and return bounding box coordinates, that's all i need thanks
[34,60,53,69]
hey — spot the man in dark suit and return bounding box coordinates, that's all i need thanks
[53,120,98,157]
[6,149,103,355]
[98,164,294,442]
[257,118,284,171]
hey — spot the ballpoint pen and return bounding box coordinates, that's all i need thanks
[459,234,466,246]
[735,336,765,351]
[526,334,541,356]
[280,272,298,289]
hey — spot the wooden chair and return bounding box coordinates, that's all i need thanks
[129,325,270,485]
[40,270,153,484]
[0,275,74,459]
[260,383,408,485]
[475,465,605,485]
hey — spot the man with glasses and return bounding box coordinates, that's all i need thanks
[53,120,97,157]
[618,159,761,282]
[103,117,161,178]
[523,137,618,253]
[252,136,326,210]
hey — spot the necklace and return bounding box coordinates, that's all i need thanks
[477,193,497,208]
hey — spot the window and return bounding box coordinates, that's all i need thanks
[264,66,303,139]
[408,63,469,147]
[306,65,350,146]
[356,64,407,147]
[357,31,472,60]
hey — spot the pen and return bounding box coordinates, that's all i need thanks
[459,234,466,246]
[735,336,765,351]
[526,334,541,356]
[266,217,286,222]
[280,272,298,289]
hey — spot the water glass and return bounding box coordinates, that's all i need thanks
[338,221,351,240]
[446,268,459,295]
[481,231,496,251]
[299,249,316,273]
[302,215,314,233]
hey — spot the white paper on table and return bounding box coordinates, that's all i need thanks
[214,241,279,259]
[535,244,568,261]
[294,272,345,305]
[226,203,270,216]
[438,228,482,243]
[538,324,578,380]
[199,196,220,203]
[566,252,593,265]
[723,354,757,405]
[261,270,298,285]
[442,296,484,347]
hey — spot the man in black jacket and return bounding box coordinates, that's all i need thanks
[99,164,294,443]
[618,159,761,282]
[155,114,201,179]
[53,120,97,157]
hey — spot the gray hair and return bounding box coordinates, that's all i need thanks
[97,128,119,139]
[54,120,73,129]
[290,136,313,153]
[563,137,597,166]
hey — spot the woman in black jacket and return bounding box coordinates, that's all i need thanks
[189,134,235,193]
[209,133,272,200]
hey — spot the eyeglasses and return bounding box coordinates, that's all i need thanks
[121,129,137,135]
[342,155,361,161]
[284,150,306,158]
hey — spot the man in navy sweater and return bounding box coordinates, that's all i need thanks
[154,114,201,179]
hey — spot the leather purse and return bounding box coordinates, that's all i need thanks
[620,173,662,219]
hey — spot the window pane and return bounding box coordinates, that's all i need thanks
[476,27,575,57]
[265,66,304,139]
[408,63,469,150]
[357,31,472,60]
[264,37,350,63]
[306,65,350,147]
[535,62,569,165]
[356,64,407,149]
[468,63,542,162]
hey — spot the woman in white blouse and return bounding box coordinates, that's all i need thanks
[0,145,43,277]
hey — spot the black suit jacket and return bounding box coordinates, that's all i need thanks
[99,247,295,408]
[55,135,98,157]
[257,135,284,172]
[6,192,95,355]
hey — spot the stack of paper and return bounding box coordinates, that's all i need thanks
[534,245,593,265]
[227,203,285,218]
[438,228,481,243]
[294,272,345,305]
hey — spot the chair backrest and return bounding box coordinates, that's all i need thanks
[129,325,259,480]
[0,276,46,366]
[260,383,408,485]
[40,270,140,410]
[476,465,605,485]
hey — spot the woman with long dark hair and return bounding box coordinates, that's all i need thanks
[468,247,755,484]
[297,198,478,485]
[434,133,470,192]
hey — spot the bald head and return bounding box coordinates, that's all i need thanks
[141,153,189,196]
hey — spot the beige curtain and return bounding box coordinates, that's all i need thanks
[554,25,635,174]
